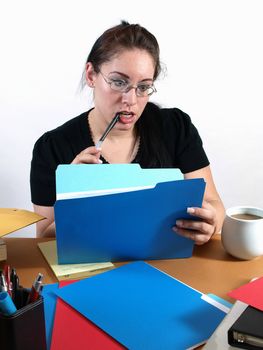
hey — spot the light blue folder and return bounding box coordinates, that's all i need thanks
[54,164,205,264]
[55,261,226,350]
[56,164,183,195]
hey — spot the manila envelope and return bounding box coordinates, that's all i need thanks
[0,208,45,237]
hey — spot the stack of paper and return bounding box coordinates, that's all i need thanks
[0,238,7,261]
[38,240,114,281]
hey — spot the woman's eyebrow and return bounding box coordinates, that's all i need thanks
[109,71,153,82]
[108,71,130,79]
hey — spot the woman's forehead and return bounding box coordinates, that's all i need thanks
[102,49,155,78]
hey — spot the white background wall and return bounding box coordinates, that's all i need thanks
[1,0,262,237]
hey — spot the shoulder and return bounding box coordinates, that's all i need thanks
[144,102,191,122]
[140,102,209,172]
[33,111,89,149]
[37,111,88,143]
[143,102,196,135]
[32,111,90,164]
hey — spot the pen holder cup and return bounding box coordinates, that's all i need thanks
[0,288,47,350]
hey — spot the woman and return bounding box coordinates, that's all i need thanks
[30,21,225,242]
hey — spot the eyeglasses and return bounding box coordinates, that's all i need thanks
[99,71,157,97]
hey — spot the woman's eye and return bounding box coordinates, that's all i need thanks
[111,79,127,88]
[138,84,150,92]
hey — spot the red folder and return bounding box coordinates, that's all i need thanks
[228,276,263,311]
[50,280,124,350]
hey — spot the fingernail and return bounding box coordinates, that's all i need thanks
[187,207,195,214]
[97,159,103,164]
[176,220,182,226]
[172,226,178,232]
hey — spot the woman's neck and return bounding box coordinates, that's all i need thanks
[88,109,139,163]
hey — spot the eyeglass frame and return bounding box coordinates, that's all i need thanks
[98,70,157,97]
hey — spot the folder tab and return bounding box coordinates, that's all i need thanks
[56,164,183,199]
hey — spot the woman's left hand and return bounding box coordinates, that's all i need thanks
[172,200,218,245]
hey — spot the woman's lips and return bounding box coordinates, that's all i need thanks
[118,112,135,124]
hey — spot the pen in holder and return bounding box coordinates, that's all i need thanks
[0,287,47,350]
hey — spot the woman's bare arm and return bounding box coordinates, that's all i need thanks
[33,204,55,238]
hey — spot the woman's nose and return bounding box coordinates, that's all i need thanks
[121,87,137,106]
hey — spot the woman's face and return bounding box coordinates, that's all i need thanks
[87,49,155,131]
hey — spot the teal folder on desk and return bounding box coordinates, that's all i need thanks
[55,261,227,350]
[42,283,59,350]
[54,164,205,264]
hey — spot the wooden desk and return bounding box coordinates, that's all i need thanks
[1,234,262,302]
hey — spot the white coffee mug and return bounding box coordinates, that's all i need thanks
[221,206,263,260]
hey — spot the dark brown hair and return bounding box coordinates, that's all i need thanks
[82,21,161,84]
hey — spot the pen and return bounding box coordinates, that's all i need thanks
[0,271,8,293]
[0,291,17,316]
[4,265,12,298]
[27,273,44,305]
[95,113,120,149]
[10,268,19,304]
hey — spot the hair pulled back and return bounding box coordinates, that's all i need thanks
[86,21,161,80]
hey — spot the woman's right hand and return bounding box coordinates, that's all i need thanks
[71,146,102,164]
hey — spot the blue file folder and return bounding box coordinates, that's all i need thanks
[41,283,59,350]
[54,164,205,264]
[55,261,226,350]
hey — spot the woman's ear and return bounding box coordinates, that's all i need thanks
[85,62,96,88]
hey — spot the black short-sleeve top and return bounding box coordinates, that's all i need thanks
[30,102,209,206]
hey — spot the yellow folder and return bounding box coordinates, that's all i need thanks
[38,240,114,281]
